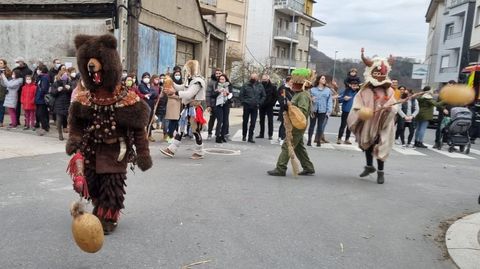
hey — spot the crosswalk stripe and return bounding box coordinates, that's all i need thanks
[424,143,476,159]
[392,145,427,156]
[469,148,480,156]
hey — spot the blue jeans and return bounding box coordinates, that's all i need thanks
[0,99,4,124]
[415,120,429,143]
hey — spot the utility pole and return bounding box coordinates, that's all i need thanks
[332,50,338,81]
[288,13,295,75]
[127,0,140,74]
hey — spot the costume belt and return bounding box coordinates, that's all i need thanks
[101,137,127,162]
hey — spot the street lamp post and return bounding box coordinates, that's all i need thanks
[332,50,338,81]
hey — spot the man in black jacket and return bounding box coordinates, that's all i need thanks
[256,74,278,140]
[240,73,265,143]
[206,68,222,139]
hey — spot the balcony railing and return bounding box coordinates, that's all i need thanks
[199,0,217,6]
[271,57,295,67]
[446,32,463,40]
[274,28,299,41]
[274,0,305,13]
[440,67,458,73]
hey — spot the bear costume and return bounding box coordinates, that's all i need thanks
[66,34,152,234]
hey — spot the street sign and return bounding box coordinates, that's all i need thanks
[412,64,428,80]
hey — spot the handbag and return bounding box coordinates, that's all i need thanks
[44,93,55,108]
[287,104,307,130]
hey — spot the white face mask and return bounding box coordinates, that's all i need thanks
[14,63,20,68]
[174,75,181,80]
[132,78,136,83]
[55,63,61,69]
[70,72,76,78]
[159,79,164,84]
[12,75,16,79]
[143,78,150,84]
[36,70,42,75]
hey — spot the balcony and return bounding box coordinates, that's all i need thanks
[199,0,217,6]
[446,32,463,40]
[274,0,305,15]
[440,66,458,73]
[199,0,217,15]
[270,57,315,70]
[274,28,299,44]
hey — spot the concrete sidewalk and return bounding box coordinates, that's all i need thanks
[446,212,480,269]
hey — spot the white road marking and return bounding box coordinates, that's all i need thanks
[424,143,476,160]
[392,146,427,156]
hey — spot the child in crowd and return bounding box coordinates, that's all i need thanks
[21,75,37,130]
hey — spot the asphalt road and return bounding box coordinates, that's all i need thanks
[0,116,479,269]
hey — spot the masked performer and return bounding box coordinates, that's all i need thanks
[347,48,397,184]
[267,68,315,177]
[160,60,206,160]
[66,35,152,234]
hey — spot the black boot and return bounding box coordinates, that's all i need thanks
[222,136,227,143]
[215,136,223,143]
[267,169,286,176]
[377,171,385,184]
[307,135,312,146]
[359,166,376,177]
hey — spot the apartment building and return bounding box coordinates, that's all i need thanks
[199,0,248,75]
[245,0,325,75]
[470,0,480,60]
[425,0,478,89]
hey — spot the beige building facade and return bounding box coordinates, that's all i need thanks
[199,0,248,75]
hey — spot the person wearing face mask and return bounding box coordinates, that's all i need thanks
[256,74,278,140]
[139,72,158,142]
[164,69,183,142]
[206,68,222,140]
[51,70,73,140]
[239,73,266,143]
[12,57,33,126]
[20,75,37,130]
[151,74,165,130]
[1,69,23,128]
[212,74,233,143]
[67,67,79,90]
[49,59,62,83]
[34,66,51,133]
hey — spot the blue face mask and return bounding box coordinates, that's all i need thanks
[174,75,181,80]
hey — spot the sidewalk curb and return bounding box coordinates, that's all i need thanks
[446,212,480,269]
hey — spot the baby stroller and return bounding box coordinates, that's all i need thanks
[440,107,473,154]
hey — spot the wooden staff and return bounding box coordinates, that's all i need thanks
[374,91,427,113]
[146,87,163,139]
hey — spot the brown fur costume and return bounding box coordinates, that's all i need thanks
[66,34,152,233]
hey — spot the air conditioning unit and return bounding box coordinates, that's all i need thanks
[105,19,114,31]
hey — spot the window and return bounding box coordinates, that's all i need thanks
[277,19,282,30]
[304,50,309,61]
[176,40,195,66]
[276,46,280,57]
[209,38,221,73]
[227,23,241,42]
[285,21,290,30]
[444,23,454,41]
[441,55,450,68]
[477,6,480,26]
[305,25,311,37]
[297,49,302,61]
[297,23,305,35]
[281,47,286,58]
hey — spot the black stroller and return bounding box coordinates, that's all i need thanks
[440,107,473,154]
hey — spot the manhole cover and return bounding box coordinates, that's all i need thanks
[203,148,241,156]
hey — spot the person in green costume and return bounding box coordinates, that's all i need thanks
[267,68,315,177]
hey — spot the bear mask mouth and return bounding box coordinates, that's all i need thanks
[89,71,102,85]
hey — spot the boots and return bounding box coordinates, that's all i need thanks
[377,171,385,184]
[359,166,376,177]
[321,134,329,143]
[267,168,286,176]
[101,219,118,235]
[314,134,320,145]
[56,120,64,141]
[215,136,223,143]
[307,135,312,146]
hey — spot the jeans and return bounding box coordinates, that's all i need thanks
[215,105,230,137]
[258,105,274,138]
[0,100,5,124]
[308,112,327,142]
[167,120,179,137]
[36,104,50,131]
[399,121,416,145]
[208,110,216,135]
[242,105,258,139]
[415,120,429,143]
[337,112,351,140]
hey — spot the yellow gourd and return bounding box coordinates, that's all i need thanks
[70,201,104,253]
[358,107,374,120]
[439,84,475,106]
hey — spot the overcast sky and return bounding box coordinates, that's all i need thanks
[312,0,430,61]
